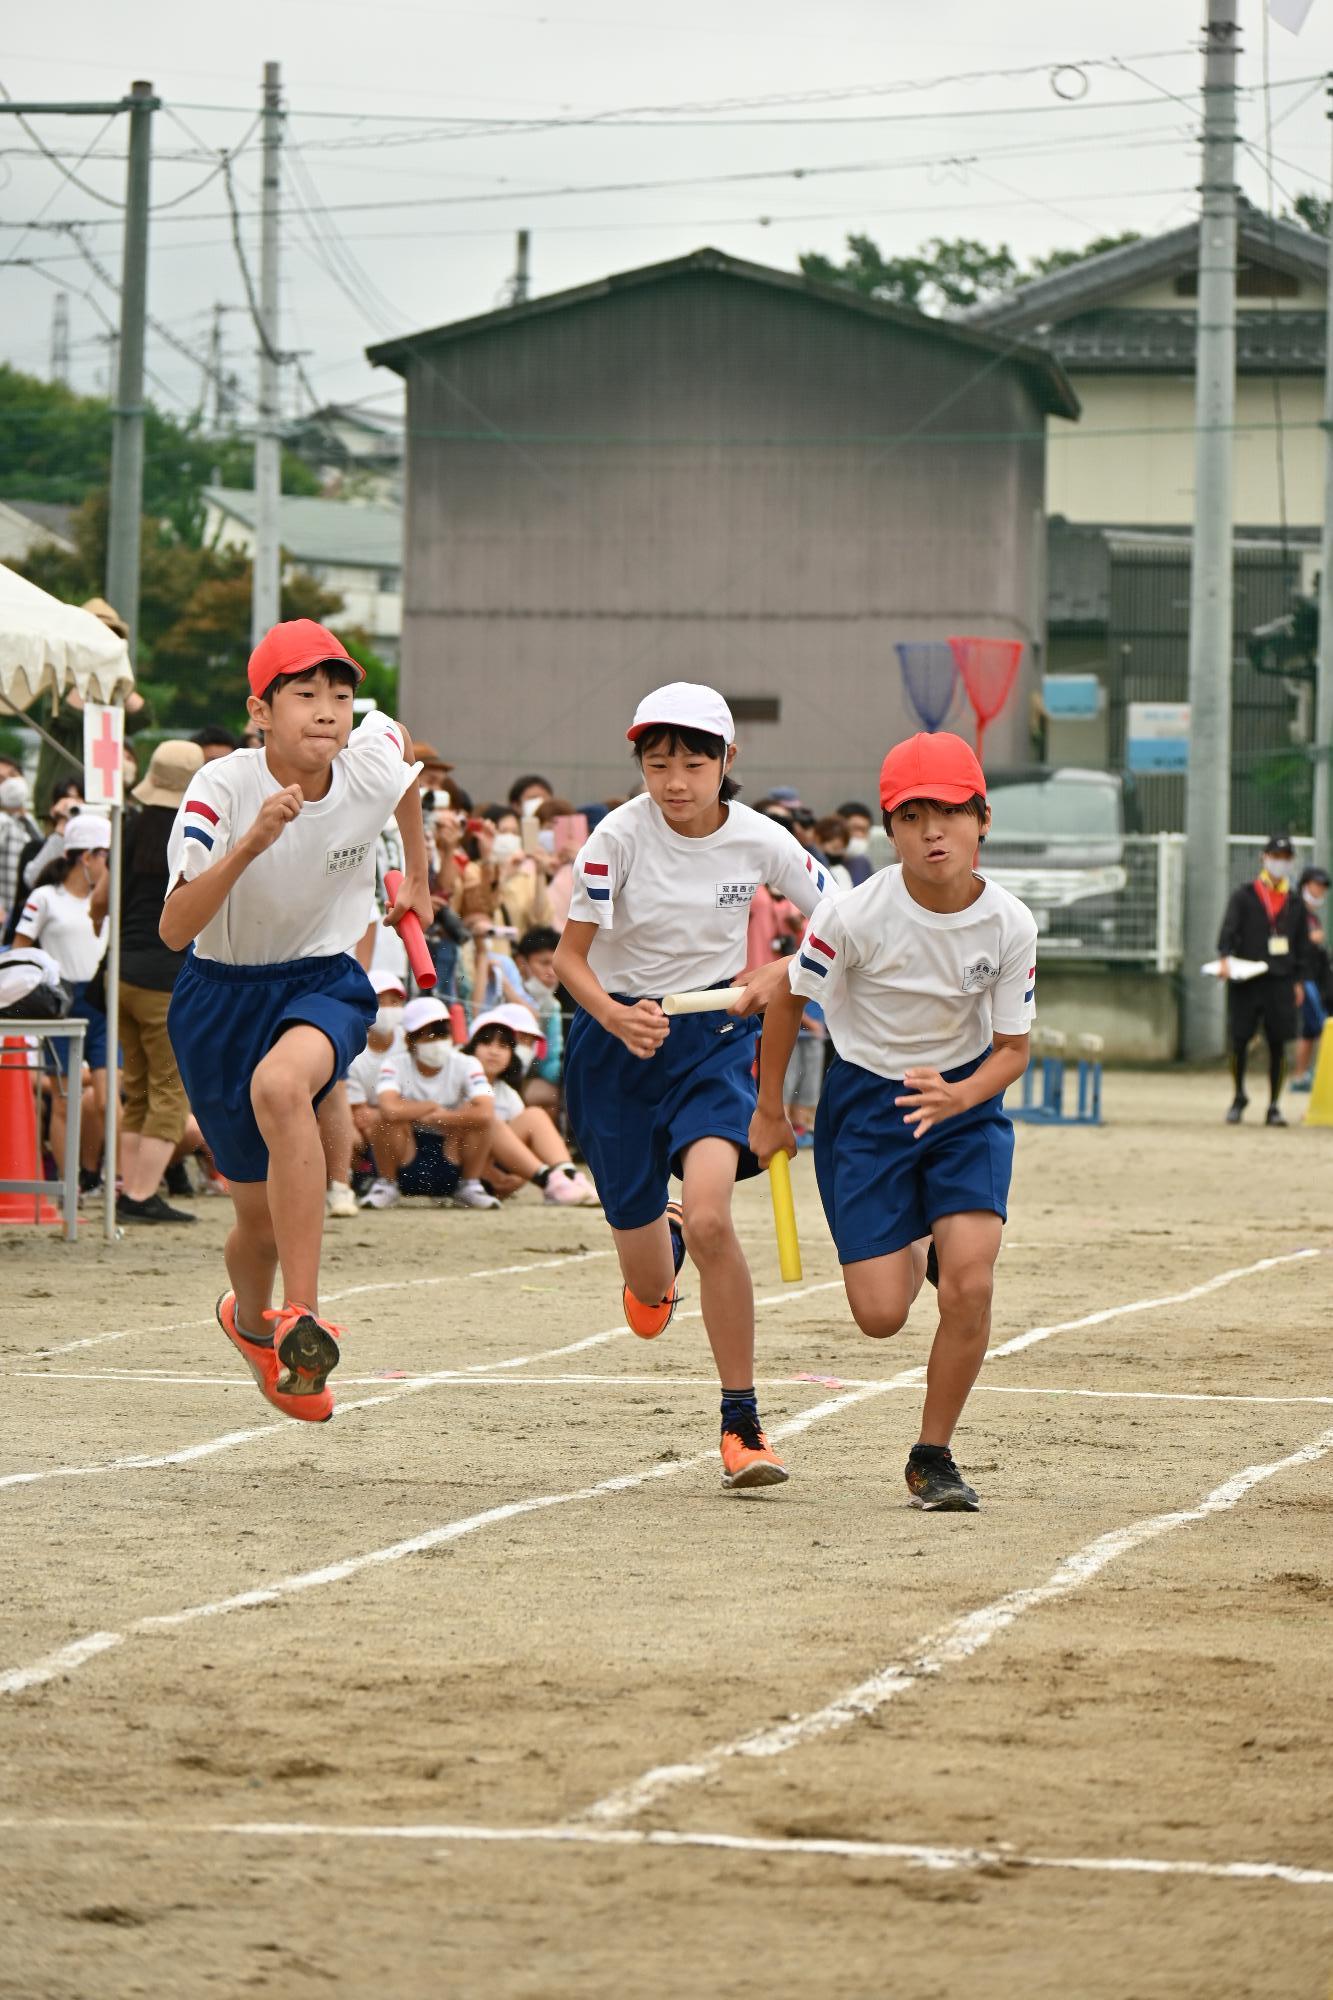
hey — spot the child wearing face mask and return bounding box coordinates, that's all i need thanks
[1217,834,1311,1126]
[346,969,409,1207]
[464,1006,598,1205]
[373,996,500,1208]
[1290,865,1332,1091]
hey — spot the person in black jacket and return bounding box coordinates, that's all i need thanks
[1217,834,1310,1126]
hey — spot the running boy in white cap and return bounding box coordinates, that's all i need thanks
[162,619,430,1422]
[553,682,834,1489]
[750,731,1037,1512]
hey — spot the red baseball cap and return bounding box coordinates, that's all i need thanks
[879,731,986,814]
[247,619,365,701]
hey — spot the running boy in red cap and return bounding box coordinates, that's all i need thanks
[162,619,431,1421]
[750,731,1037,1511]
[554,681,833,1490]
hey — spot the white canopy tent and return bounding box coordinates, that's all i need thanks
[0,562,137,1243]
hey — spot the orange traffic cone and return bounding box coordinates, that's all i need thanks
[0,1035,64,1226]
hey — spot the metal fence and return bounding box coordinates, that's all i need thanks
[982,832,1320,972]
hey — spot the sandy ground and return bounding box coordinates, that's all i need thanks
[1,1069,1331,2000]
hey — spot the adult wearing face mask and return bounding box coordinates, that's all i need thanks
[1290,866,1332,1092]
[1216,834,1310,1126]
[836,801,876,886]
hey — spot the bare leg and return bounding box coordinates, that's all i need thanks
[489,1120,546,1182]
[508,1106,571,1167]
[224,1178,280,1336]
[369,1116,411,1180]
[123,1132,175,1203]
[680,1137,752,1390]
[249,1025,335,1313]
[841,1241,926,1341]
[917,1211,1003,1447]
[451,1120,494,1183]
[611,1214,676,1306]
[318,1080,354,1185]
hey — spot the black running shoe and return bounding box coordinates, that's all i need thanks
[164,1160,193,1198]
[925,1240,939,1289]
[905,1444,979,1512]
[1266,1104,1287,1127]
[666,1198,687,1276]
[1225,1095,1248,1125]
[117,1191,198,1225]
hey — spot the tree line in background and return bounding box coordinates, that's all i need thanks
[1,364,395,750]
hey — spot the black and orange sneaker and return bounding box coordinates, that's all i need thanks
[216,1293,335,1424]
[905,1443,978,1512]
[263,1300,343,1401]
[621,1201,687,1341]
[720,1410,789,1490]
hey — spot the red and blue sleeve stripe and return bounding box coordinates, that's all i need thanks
[184,797,219,850]
[804,852,828,896]
[1024,962,1036,1005]
[798,931,836,979]
[582,860,610,903]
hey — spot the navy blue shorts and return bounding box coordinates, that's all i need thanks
[43,980,111,1074]
[564,996,761,1231]
[813,1050,1015,1266]
[168,950,375,1184]
[398,1130,462,1199]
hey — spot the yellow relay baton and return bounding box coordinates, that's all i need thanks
[767,1149,803,1284]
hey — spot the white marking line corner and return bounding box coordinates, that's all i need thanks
[0,1817,1328,1890]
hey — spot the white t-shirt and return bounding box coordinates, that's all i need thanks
[567,794,834,996]
[16,883,107,984]
[166,713,418,965]
[345,1029,402,1107]
[491,1078,525,1122]
[377,1044,494,1116]
[788,865,1038,1079]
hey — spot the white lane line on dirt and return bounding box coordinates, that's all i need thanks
[14,1371,1333,1414]
[993,1249,1317,1356]
[0,1817,1329,1888]
[582,1424,1333,1827]
[0,1283,845,1495]
[1,1251,1314,1691]
[11,1248,612,1360]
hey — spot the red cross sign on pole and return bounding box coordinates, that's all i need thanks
[83,703,125,807]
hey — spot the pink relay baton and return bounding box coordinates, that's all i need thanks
[382,869,436,990]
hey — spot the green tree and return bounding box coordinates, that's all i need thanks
[1285,191,1330,237]
[800,233,1019,313]
[799,229,1144,313]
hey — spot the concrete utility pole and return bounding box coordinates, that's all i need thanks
[1313,74,1333,874]
[1182,2,1240,1062]
[513,229,531,303]
[105,79,155,659]
[50,292,70,385]
[251,60,284,648]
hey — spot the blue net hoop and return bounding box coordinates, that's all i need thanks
[894,641,959,733]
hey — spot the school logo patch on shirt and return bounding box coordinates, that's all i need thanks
[961,954,999,993]
[324,840,372,876]
[715,880,759,910]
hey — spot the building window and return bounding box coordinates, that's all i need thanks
[725,695,781,723]
[378,570,400,593]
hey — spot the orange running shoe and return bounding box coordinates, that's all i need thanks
[264,1300,343,1397]
[720,1413,789,1490]
[215,1292,335,1424]
[621,1201,687,1340]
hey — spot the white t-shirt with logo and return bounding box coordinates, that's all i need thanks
[788,864,1038,1079]
[566,794,833,996]
[166,712,418,965]
[376,1044,493,1117]
[16,883,107,984]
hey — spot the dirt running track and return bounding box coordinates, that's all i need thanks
[1,1071,1331,2000]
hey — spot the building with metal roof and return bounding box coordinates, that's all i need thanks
[201,486,403,659]
[367,246,1077,805]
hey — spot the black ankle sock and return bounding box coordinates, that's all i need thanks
[532,1165,553,1189]
[909,1441,952,1462]
[721,1387,759,1433]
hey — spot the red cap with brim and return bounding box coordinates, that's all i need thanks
[879,731,986,814]
[247,619,365,701]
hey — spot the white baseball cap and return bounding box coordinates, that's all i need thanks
[627,682,735,747]
[370,967,408,997]
[469,1002,548,1059]
[0,776,31,810]
[63,812,113,852]
[401,996,450,1036]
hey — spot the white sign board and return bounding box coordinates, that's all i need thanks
[1126,701,1190,774]
[82,702,124,806]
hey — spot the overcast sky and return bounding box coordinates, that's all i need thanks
[4,0,1333,431]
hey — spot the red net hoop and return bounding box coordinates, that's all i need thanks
[947,636,1024,768]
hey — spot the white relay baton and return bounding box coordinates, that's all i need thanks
[661,987,746,1016]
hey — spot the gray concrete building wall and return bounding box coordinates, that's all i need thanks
[389,266,1052,809]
